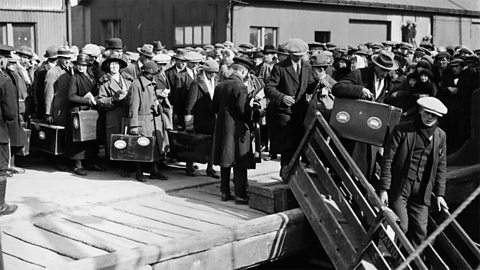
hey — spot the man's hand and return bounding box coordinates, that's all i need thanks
[436,196,449,212]
[129,127,139,135]
[379,190,388,206]
[45,115,53,124]
[282,95,295,106]
[360,88,374,100]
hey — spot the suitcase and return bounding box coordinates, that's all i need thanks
[30,121,65,155]
[329,98,402,146]
[110,134,155,162]
[248,182,299,214]
[168,130,211,163]
[18,128,31,156]
[71,110,99,142]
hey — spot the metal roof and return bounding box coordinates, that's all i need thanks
[0,0,64,11]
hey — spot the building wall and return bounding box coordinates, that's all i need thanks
[0,9,67,59]
[232,4,433,47]
[433,16,479,48]
[1,0,63,10]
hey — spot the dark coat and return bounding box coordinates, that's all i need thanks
[212,74,255,168]
[153,72,174,131]
[32,62,53,118]
[3,70,26,148]
[264,58,314,154]
[173,69,195,127]
[0,71,19,144]
[380,121,447,206]
[184,72,218,135]
[45,65,73,125]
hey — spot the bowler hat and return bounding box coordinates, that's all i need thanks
[105,38,123,50]
[57,46,73,58]
[286,38,308,56]
[263,44,276,54]
[184,51,203,63]
[172,49,187,61]
[152,41,165,51]
[137,44,154,58]
[310,53,332,67]
[16,46,33,58]
[44,45,59,59]
[233,56,254,70]
[202,59,219,73]
[101,55,127,72]
[0,44,15,58]
[371,50,398,70]
[417,97,447,117]
[82,44,101,57]
[74,53,90,66]
[142,61,159,75]
[152,54,171,64]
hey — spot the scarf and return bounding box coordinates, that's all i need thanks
[414,114,437,144]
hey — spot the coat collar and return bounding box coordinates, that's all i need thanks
[139,76,156,90]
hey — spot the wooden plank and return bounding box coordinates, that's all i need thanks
[89,207,194,239]
[48,209,311,270]
[2,232,73,268]
[35,217,144,253]
[111,202,223,232]
[2,222,107,259]
[3,253,44,270]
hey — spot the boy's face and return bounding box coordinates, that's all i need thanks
[420,74,429,83]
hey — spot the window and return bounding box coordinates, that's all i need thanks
[250,27,277,48]
[0,23,35,51]
[315,31,331,43]
[175,25,212,46]
[102,20,121,41]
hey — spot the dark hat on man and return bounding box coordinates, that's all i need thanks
[105,38,123,50]
[286,38,308,56]
[275,43,289,55]
[74,53,90,66]
[449,58,465,67]
[44,45,59,59]
[101,55,127,72]
[252,51,264,59]
[57,46,73,58]
[417,97,447,117]
[371,50,398,70]
[202,59,219,73]
[16,46,33,58]
[0,44,15,58]
[137,44,154,58]
[466,54,479,64]
[310,53,332,67]
[263,44,277,54]
[239,43,254,50]
[382,41,395,47]
[436,51,450,60]
[172,49,187,61]
[308,42,325,51]
[399,42,414,50]
[142,61,159,75]
[233,56,254,70]
[152,41,165,51]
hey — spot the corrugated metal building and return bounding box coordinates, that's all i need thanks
[0,0,68,59]
[73,0,480,50]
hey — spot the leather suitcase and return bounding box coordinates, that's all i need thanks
[18,128,31,156]
[168,130,211,163]
[30,121,65,155]
[110,134,155,162]
[329,98,402,146]
[72,110,99,142]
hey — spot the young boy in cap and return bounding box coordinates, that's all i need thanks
[379,96,449,248]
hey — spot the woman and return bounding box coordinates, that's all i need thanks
[97,55,132,175]
[67,53,101,175]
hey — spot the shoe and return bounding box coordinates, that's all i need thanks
[263,156,271,161]
[150,172,169,180]
[53,163,69,172]
[206,169,219,179]
[186,169,195,177]
[8,166,25,174]
[235,197,249,205]
[73,167,88,176]
[0,204,17,216]
[136,173,147,182]
[221,192,232,201]
[86,163,104,171]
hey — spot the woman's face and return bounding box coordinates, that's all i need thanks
[109,61,120,74]
[408,78,417,87]
[77,64,88,74]
[420,74,429,83]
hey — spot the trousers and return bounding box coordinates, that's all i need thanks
[220,166,248,198]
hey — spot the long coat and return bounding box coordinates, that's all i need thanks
[3,70,26,148]
[0,71,20,145]
[153,72,173,132]
[184,72,218,135]
[97,74,132,155]
[264,58,314,154]
[32,62,52,118]
[380,121,447,206]
[129,76,168,160]
[44,65,73,126]
[124,61,141,81]
[173,69,195,128]
[332,65,394,180]
[212,74,255,169]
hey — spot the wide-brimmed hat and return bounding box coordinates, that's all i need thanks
[16,46,34,58]
[105,38,123,50]
[172,49,187,61]
[142,61,159,75]
[184,51,203,63]
[286,39,308,56]
[101,55,127,72]
[152,41,165,51]
[82,44,101,57]
[233,56,254,70]
[57,46,73,59]
[202,59,219,73]
[137,44,154,58]
[263,44,277,54]
[152,53,171,64]
[44,45,59,59]
[310,53,332,67]
[417,97,447,117]
[371,50,398,70]
[74,53,90,66]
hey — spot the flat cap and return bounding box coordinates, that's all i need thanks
[152,53,171,64]
[142,61,159,74]
[202,59,219,73]
[449,58,465,66]
[417,97,447,117]
[239,43,254,50]
[0,44,14,57]
[203,44,214,51]
[399,42,414,49]
[184,51,203,62]
[435,51,450,60]
[286,38,308,56]
[371,43,383,49]
[214,43,225,49]
[310,52,332,67]
[233,56,254,70]
[82,44,101,57]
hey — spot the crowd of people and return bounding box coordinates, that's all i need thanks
[0,35,478,212]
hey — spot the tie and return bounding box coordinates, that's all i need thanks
[297,63,301,78]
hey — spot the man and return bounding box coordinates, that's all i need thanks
[332,49,398,181]
[212,56,259,204]
[152,41,165,55]
[0,44,19,215]
[15,46,34,121]
[124,44,154,80]
[265,38,315,177]
[82,44,102,81]
[105,38,124,58]
[379,97,448,248]
[32,45,58,119]
[173,51,202,130]
[165,49,187,103]
[184,60,219,178]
